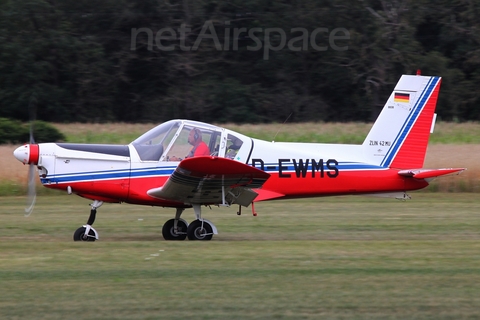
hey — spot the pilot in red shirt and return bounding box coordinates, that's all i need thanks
[170,128,210,161]
[186,128,210,157]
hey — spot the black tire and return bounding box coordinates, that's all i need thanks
[73,227,96,242]
[187,220,213,241]
[162,219,188,241]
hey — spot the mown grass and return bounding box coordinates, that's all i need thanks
[0,194,479,319]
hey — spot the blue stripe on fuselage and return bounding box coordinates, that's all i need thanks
[40,167,176,184]
[40,161,385,185]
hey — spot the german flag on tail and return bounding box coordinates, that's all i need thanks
[394,92,410,103]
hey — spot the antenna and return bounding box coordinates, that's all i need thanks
[272,112,293,142]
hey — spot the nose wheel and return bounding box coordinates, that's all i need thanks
[73,200,102,241]
[73,226,97,241]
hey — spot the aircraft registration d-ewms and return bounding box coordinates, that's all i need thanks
[13,74,465,241]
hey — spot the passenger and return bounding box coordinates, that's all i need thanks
[226,138,242,159]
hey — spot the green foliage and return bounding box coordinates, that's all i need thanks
[0,118,24,144]
[31,120,66,143]
[0,118,65,144]
[2,1,480,123]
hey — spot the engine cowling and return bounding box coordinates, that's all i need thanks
[13,144,39,165]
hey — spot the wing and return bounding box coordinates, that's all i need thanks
[147,156,270,207]
[398,168,466,179]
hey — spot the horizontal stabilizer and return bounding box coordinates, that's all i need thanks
[398,168,466,179]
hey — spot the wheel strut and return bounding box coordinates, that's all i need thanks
[86,208,97,226]
[173,208,185,234]
[86,200,103,225]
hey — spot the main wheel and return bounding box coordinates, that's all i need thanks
[73,227,96,242]
[187,220,213,241]
[162,219,188,241]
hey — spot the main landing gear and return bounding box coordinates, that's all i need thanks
[72,202,219,241]
[73,200,102,242]
[162,205,218,241]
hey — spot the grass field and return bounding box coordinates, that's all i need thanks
[51,121,480,145]
[0,194,479,319]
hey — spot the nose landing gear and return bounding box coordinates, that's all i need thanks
[73,200,103,241]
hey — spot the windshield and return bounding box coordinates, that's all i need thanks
[164,124,220,161]
[132,120,180,161]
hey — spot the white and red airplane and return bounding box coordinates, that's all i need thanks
[13,74,465,241]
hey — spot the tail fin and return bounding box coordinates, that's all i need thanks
[362,75,442,169]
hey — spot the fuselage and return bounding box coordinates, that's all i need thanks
[17,119,428,207]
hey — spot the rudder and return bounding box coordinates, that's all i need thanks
[362,75,442,169]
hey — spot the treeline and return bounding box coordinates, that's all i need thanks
[1,0,480,124]
[0,118,64,144]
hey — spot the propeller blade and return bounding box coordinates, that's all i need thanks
[25,93,38,216]
[29,124,35,144]
[28,95,37,144]
[25,163,37,217]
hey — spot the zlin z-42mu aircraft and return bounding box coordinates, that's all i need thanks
[14,74,465,241]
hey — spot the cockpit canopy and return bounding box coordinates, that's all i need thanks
[131,120,248,162]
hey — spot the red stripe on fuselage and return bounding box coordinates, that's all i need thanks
[44,176,186,207]
[259,168,428,198]
[45,179,129,203]
[42,168,429,206]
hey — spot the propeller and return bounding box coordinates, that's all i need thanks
[25,95,38,217]
[25,162,37,216]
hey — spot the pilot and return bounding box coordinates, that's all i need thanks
[170,128,210,161]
